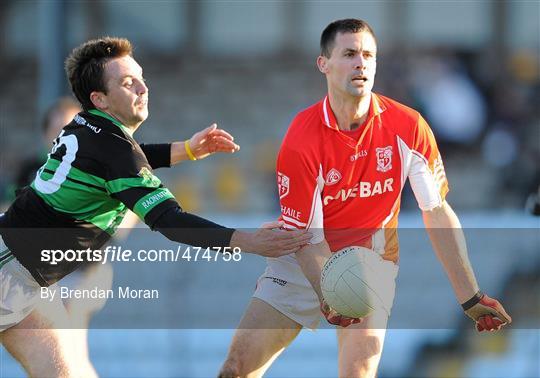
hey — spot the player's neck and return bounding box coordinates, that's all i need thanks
[93,109,141,136]
[328,92,371,131]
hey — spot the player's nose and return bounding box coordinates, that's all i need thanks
[136,79,148,95]
[354,54,367,71]
[354,56,367,70]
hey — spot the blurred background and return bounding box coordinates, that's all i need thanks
[0,1,538,377]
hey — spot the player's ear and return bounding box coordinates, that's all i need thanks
[317,55,329,74]
[90,91,107,110]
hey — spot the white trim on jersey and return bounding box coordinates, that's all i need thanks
[280,165,325,244]
[282,215,307,228]
[382,210,395,228]
[396,136,410,188]
[282,223,299,230]
[322,97,331,128]
[397,136,443,211]
[308,165,325,243]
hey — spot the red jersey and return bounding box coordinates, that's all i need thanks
[276,93,449,263]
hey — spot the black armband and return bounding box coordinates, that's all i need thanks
[139,143,171,169]
[152,206,236,249]
[461,290,484,311]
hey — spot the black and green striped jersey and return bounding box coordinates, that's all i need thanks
[1,110,178,285]
[32,109,176,229]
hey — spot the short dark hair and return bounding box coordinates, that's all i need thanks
[320,19,377,58]
[42,97,81,133]
[64,37,133,111]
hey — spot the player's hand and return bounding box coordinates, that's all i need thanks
[320,301,363,328]
[229,222,312,258]
[189,123,240,160]
[462,291,512,332]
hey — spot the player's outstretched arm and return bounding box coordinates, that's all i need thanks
[422,201,511,332]
[170,123,240,164]
[153,210,311,258]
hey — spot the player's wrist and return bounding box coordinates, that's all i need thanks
[229,230,250,253]
[171,141,192,164]
[461,290,484,311]
[184,140,197,161]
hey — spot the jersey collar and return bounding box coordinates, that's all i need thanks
[321,93,386,130]
[88,109,134,136]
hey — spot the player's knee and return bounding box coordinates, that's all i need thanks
[341,335,383,377]
[351,334,382,359]
[361,334,383,359]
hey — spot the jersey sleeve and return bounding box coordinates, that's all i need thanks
[103,139,178,226]
[408,115,449,211]
[139,143,171,169]
[276,141,324,244]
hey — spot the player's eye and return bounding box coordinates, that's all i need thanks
[124,80,133,88]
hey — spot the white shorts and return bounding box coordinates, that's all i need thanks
[253,249,399,330]
[0,235,42,332]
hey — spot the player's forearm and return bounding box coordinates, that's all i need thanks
[295,240,332,301]
[170,141,190,165]
[423,201,479,303]
[152,206,236,248]
[139,143,173,168]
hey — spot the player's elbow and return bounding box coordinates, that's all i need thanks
[421,200,448,214]
[218,363,241,378]
[422,200,461,228]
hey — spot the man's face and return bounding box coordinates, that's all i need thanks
[99,55,149,128]
[319,31,377,98]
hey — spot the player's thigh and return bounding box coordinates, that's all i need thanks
[61,261,113,323]
[336,310,389,377]
[222,298,302,377]
[1,297,94,378]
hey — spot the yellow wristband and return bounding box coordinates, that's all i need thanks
[184,140,197,161]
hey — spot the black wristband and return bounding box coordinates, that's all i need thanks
[461,290,484,311]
